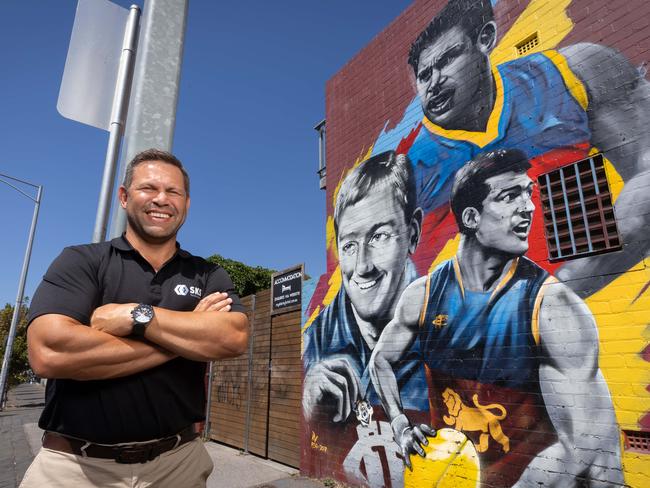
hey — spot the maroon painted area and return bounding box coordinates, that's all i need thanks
[564,0,650,65]
[639,411,650,430]
[642,343,650,363]
[424,369,558,487]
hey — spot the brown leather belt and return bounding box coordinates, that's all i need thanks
[42,426,199,464]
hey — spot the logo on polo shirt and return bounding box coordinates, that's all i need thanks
[174,284,202,298]
[174,284,189,296]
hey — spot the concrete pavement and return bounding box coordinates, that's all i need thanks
[0,383,328,488]
[0,383,44,488]
[205,442,325,488]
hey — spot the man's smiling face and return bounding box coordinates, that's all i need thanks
[120,160,190,244]
[337,188,412,324]
[475,171,534,255]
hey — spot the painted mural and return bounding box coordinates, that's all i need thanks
[302,0,650,486]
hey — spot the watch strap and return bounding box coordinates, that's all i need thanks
[132,321,148,336]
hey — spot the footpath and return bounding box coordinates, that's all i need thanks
[0,383,43,488]
[0,383,327,488]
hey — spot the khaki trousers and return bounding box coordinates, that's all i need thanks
[20,438,214,488]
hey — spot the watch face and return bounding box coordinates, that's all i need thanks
[134,310,150,323]
[132,304,153,324]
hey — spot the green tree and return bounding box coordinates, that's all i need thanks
[206,254,275,297]
[0,301,31,386]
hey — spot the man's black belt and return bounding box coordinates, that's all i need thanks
[42,426,199,464]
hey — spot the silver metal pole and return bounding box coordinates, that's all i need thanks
[92,5,141,243]
[109,0,189,239]
[0,185,42,410]
[244,294,256,453]
[203,361,214,440]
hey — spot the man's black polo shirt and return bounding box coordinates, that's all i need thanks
[28,236,245,443]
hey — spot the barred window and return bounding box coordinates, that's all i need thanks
[623,430,650,453]
[516,33,539,56]
[538,154,622,261]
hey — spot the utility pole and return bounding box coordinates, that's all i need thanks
[110,0,189,239]
[0,173,42,409]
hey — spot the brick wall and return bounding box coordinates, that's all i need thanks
[302,1,650,486]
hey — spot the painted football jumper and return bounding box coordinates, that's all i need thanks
[418,256,557,487]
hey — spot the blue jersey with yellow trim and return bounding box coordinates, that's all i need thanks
[418,256,556,486]
[373,51,591,213]
[303,262,429,412]
[419,256,549,386]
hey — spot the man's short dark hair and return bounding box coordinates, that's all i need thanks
[123,149,190,195]
[334,151,416,237]
[408,0,494,75]
[451,149,531,234]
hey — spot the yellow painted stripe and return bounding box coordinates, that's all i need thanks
[421,66,505,148]
[419,274,432,329]
[594,148,624,204]
[428,235,460,275]
[301,267,342,334]
[531,276,558,346]
[301,305,321,336]
[489,258,519,303]
[543,50,589,111]
[452,256,465,300]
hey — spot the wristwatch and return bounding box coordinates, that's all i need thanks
[131,304,154,336]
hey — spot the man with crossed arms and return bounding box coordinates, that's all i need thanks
[24,149,248,487]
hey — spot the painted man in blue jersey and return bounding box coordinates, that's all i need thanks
[302,260,428,414]
[372,0,650,297]
[369,149,623,487]
[302,151,428,425]
[302,151,431,487]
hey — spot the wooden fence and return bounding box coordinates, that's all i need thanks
[207,288,302,467]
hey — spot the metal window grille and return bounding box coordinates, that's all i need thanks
[516,33,539,56]
[538,154,621,262]
[623,430,650,453]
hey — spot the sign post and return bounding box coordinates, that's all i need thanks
[270,265,304,315]
[92,5,141,243]
[57,0,141,243]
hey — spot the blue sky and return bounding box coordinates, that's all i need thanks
[0,0,413,307]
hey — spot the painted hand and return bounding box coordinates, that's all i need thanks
[391,413,436,470]
[302,357,362,423]
[90,303,138,337]
[193,292,233,312]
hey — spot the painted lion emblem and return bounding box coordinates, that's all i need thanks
[441,387,510,453]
